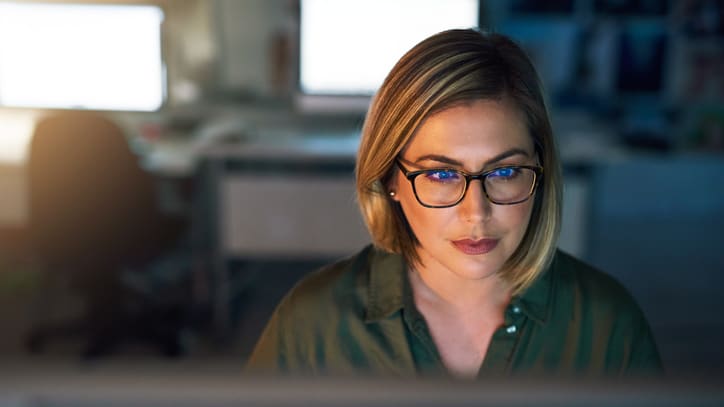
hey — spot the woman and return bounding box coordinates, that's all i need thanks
[246,29,662,378]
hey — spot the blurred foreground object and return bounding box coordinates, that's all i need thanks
[0,373,722,407]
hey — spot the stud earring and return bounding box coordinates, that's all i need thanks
[389,191,396,197]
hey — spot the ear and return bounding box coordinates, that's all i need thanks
[386,173,401,202]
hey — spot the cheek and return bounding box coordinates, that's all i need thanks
[396,182,440,230]
[502,201,535,235]
[399,195,455,240]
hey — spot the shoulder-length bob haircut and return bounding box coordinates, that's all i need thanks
[356,29,562,295]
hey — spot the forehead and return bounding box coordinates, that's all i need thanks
[403,100,533,164]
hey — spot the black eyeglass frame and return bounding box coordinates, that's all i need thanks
[395,158,543,208]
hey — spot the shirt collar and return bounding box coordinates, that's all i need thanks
[510,251,558,326]
[365,246,406,322]
[364,245,557,326]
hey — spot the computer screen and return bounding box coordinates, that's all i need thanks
[0,2,165,112]
[297,0,479,113]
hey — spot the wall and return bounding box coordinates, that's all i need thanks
[212,0,291,98]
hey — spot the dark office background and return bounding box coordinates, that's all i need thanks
[0,0,722,387]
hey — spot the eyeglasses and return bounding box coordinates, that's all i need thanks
[395,158,542,208]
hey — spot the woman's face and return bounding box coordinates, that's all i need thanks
[389,99,537,283]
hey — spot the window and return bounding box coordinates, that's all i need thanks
[0,2,165,111]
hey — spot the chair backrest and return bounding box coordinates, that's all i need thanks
[27,112,159,269]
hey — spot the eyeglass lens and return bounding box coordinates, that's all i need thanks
[413,167,536,206]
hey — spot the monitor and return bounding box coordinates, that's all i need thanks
[0,2,165,112]
[1,373,722,407]
[296,0,479,114]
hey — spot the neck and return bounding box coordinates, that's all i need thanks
[408,263,512,316]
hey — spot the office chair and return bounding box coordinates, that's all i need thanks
[25,111,187,358]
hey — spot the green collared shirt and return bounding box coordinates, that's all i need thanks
[246,245,662,377]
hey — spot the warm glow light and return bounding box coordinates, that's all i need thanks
[0,3,165,111]
[0,110,37,164]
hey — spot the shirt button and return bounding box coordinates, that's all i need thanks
[506,325,517,334]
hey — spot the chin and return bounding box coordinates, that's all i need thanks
[418,242,510,281]
[454,258,504,280]
[433,249,506,281]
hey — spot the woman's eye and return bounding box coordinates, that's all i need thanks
[424,169,460,182]
[489,167,518,179]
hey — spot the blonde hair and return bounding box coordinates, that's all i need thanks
[355,29,562,295]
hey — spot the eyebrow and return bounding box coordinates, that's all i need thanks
[412,148,532,168]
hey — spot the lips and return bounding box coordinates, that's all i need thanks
[451,238,499,255]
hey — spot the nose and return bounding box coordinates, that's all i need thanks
[458,179,491,223]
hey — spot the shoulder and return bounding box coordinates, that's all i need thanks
[248,245,411,375]
[273,245,375,322]
[551,250,640,315]
[548,250,663,374]
[246,245,376,371]
[548,250,655,338]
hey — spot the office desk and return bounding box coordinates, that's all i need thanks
[191,135,370,338]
